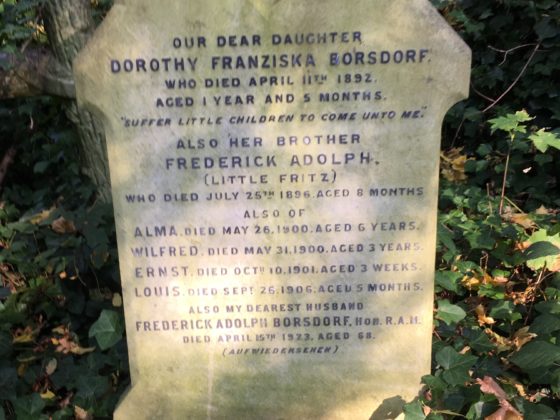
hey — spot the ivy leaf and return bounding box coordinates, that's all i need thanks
[465,230,495,250]
[402,400,426,420]
[437,222,457,254]
[478,284,505,300]
[534,17,557,40]
[437,299,467,325]
[422,374,447,393]
[466,401,501,420]
[12,394,46,420]
[530,314,560,335]
[33,161,50,174]
[524,230,560,272]
[510,341,560,370]
[76,374,110,400]
[50,356,80,389]
[436,270,463,293]
[522,401,557,420]
[536,301,560,315]
[490,301,522,322]
[524,241,560,261]
[436,348,459,372]
[88,309,124,350]
[476,143,493,156]
[436,346,477,386]
[463,329,495,353]
[529,129,560,153]
[0,332,12,357]
[0,367,17,400]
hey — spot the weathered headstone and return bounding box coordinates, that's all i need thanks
[75,0,470,418]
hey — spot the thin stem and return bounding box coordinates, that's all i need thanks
[486,183,494,215]
[488,43,540,66]
[503,196,525,214]
[0,146,17,189]
[498,139,513,215]
[450,117,465,149]
[471,83,496,103]
[483,43,540,113]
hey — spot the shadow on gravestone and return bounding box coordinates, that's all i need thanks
[74,0,470,418]
[369,396,407,419]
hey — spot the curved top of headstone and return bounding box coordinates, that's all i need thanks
[75,0,470,126]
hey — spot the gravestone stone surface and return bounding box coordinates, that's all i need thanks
[74,0,470,418]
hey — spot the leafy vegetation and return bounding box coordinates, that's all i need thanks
[0,96,127,419]
[1,3,126,418]
[408,1,560,418]
[1,0,559,419]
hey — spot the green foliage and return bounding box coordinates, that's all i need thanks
[402,3,560,417]
[0,0,45,54]
[436,300,466,325]
[409,168,560,417]
[435,0,560,211]
[510,341,560,371]
[435,0,560,125]
[0,96,126,418]
[489,110,534,136]
[0,0,112,60]
[436,346,478,387]
[529,129,560,153]
[525,230,560,271]
[89,310,124,351]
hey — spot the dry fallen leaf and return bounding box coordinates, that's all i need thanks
[513,384,527,399]
[476,304,496,326]
[51,326,95,355]
[0,264,26,291]
[508,213,537,230]
[458,346,471,355]
[510,284,539,306]
[499,377,528,400]
[12,326,37,344]
[462,271,505,291]
[75,406,93,420]
[53,336,95,355]
[51,216,77,234]
[480,272,505,287]
[29,207,55,225]
[490,276,509,287]
[535,205,556,216]
[485,406,523,420]
[512,327,537,350]
[478,376,523,420]
[45,358,58,376]
[462,275,481,290]
[515,241,530,252]
[17,362,27,377]
[112,292,123,307]
[485,329,514,353]
[550,257,560,273]
[478,376,508,400]
[40,389,56,400]
[52,325,67,335]
[441,147,470,182]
